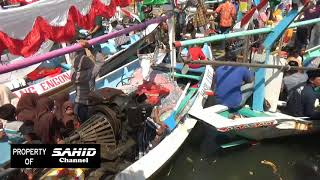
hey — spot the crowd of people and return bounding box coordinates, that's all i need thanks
[0,86,79,144]
[166,0,320,120]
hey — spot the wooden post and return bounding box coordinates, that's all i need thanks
[252,49,269,112]
[168,5,176,79]
[241,0,252,63]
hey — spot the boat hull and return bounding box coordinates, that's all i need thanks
[115,67,214,180]
[236,125,311,141]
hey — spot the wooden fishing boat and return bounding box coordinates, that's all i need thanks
[0,41,213,180]
[190,104,313,141]
[9,25,157,98]
[175,5,320,142]
[9,23,158,98]
[188,53,317,141]
[36,44,213,179]
[115,47,213,180]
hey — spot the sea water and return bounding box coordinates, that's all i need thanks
[153,122,320,180]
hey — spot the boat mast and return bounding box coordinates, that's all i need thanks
[168,1,176,79]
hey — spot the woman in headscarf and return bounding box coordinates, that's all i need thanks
[34,96,59,144]
[60,101,80,137]
[53,92,69,122]
[0,84,19,107]
[16,93,39,123]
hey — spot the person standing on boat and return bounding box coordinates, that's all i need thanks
[285,69,320,119]
[214,51,254,114]
[192,0,208,33]
[71,40,104,122]
[88,16,105,53]
[214,0,236,34]
[155,21,170,62]
[155,21,170,49]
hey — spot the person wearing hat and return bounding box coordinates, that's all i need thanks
[285,69,320,119]
[282,60,308,99]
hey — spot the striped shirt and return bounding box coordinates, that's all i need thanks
[71,51,104,105]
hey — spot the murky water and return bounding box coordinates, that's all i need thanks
[153,122,320,180]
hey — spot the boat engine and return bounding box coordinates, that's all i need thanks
[65,87,160,179]
[64,87,133,155]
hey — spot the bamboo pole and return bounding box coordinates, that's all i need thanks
[0,15,171,74]
[183,60,320,71]
[174,18,320,47]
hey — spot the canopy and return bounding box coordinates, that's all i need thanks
[0,0,130,57]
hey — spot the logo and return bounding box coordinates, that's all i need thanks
[52,148,96,157]
[11,144,100,168]
[52,148,97,164]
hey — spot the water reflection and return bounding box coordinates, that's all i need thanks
[153,122,320,180]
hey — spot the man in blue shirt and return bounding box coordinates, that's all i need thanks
[214,52,253,112]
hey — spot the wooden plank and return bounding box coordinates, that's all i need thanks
[264,56,286,112]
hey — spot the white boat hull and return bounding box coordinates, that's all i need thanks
[115,51,214,180]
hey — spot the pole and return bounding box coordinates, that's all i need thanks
[174,18,320,47]
[0,15,172,74]
[168,4,176,79]
[183,60,320,71]
[252,49,269,111]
